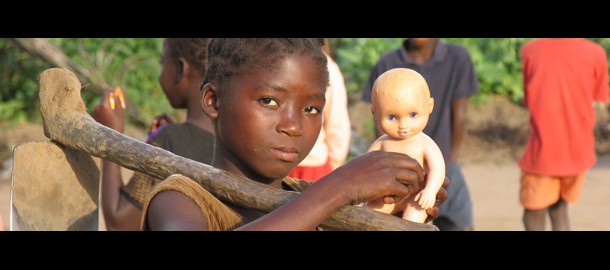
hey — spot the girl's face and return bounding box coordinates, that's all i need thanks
[207,54,327,184]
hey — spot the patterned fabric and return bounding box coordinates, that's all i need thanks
[121,172,163,210]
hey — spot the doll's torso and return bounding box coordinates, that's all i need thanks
[379,133,426,168]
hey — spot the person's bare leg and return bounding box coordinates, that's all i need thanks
[523,208,546,231]
[548,198,570,231]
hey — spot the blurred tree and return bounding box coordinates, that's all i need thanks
[3,38,609,126]
[0,38,166,128]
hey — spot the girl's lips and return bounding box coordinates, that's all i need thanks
[271,147,300,162]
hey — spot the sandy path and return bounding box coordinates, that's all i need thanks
[464,154,610,231]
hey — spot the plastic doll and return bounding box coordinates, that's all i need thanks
[365,68,445,223]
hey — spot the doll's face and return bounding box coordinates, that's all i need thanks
[372,88,432,141]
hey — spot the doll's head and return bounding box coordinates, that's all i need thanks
[201,38,329,183]
[370,68,434,140]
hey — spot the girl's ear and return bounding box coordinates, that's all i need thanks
[201,82,219,120]
[429,97,435,114]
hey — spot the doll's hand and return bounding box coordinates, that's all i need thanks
[92,88,125,133]
[415,189,437,209]
[326,150,424,206]
[424,176,449,223]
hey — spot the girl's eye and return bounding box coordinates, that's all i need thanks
[259,97,278,107]
[409,112,418,118]
[387,115,396,121]
[304,106,321,115]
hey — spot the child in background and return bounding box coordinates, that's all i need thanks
[141,38,448,230]
[365,68,445,223]
[92,38,214,230]
[518,38,610,231]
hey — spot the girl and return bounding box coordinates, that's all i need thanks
[142,38,447,231]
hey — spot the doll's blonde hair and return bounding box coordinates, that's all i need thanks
[371,68,430,105]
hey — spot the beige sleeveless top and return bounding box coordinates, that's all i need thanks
[140,174,312,231]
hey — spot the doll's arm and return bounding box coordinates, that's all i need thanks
[415,135,446,209]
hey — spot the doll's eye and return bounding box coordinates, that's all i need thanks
[304,106,321,115]
[409,112,418,118]
[259,97,278,107]
[387,115,396,121]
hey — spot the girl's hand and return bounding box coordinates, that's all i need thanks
[326,150,425,206]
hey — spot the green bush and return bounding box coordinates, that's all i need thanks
[3,38,610,127]
[332,38,403,98]
[332,38,533,104]
[47,38,167,127]
[332,38,610,105]
[0,39,50,122]
[0,38,167,128]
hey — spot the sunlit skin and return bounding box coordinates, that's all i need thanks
[366,68,446,223]
[144,40,449,231]
[207,55,326,185]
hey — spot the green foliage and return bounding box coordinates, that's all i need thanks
[47,38,167,127]
[0,39,51,123]
[4,38,610,127]
[332,38,532,104]
[333,38,403,97]
[333,38,610,105]
[447,38,531,103]
[0,38,167,127]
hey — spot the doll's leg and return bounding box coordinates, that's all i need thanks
[402,194,427,223]
[365,198,401,215]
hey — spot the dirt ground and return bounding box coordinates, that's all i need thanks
[1,95,609,231]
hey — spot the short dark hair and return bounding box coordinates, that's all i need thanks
[204,38,328,91]
[166,38,211,74]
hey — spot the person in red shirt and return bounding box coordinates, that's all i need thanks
[519,38,610,231]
